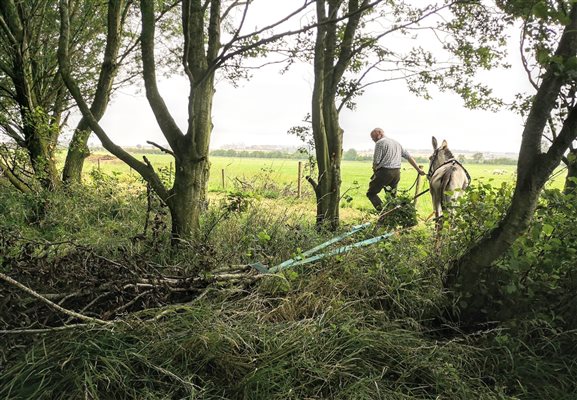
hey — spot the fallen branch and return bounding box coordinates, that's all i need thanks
[0,272,112,326]
[0,324,90,334]
[111,289,153,316]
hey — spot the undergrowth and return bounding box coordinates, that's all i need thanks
[1,180,577,399]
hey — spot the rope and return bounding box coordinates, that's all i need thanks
[548,165,568,182]
[397,173,421,194]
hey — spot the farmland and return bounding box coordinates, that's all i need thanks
[85,152,564,218]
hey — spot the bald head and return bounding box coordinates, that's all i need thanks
[370,128,385,142]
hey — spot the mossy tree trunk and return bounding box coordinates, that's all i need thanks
[309,0,367,231]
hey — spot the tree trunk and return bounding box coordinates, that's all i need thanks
[308,0,365,231]
[24,121,61,190]
[445,166,542,312]
[62,124,91,184]
[447,110,577,320]
[62,0,125,184]
[446,4,577,321]
[311,99,342,231]
[167,157,209,241]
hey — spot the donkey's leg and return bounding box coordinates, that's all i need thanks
[430,189,444,242]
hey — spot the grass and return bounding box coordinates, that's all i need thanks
[83,152,565,219]
[3,221,576,399]
[1,153,575,399]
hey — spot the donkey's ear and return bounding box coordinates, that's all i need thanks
[441,140,448,149]
[432,136,438,149]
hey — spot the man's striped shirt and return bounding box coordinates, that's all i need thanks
[373,136,410,169]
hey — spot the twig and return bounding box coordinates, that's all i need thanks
[112,289,153,315]
[0,272,111,326]
[146,140,175,156]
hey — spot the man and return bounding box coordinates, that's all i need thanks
[366,127,425,211]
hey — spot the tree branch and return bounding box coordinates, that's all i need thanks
[212,0,385,73]
[140,0,184,153]
[146,140,175,156]
[0,157,31,193]
[0,324,91,334]
[58,0,170,201]
[306,175,320,196]
[0,272,111,325]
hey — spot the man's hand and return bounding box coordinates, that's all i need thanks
[417,167,426,176]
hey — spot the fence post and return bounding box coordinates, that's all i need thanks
[221,168,226,190]
[97,159,100,171]
[297,161,302,198]
[414,165,424,207]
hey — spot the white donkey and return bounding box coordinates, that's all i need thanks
[428,136,470,231]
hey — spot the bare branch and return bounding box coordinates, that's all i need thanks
[146,140,175,156]
[520,21,539,91]
[0,324,91,334]
[141,0,185,152]
[0,272,111,326]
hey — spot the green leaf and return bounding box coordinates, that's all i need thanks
[566,56,577,71]
[532,2,549,19]
[257,230,271,243]
[536,48,550,66]
[557,12,572,25]
[542,223,554,236]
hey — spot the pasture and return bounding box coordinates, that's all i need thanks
[86,152,564,218]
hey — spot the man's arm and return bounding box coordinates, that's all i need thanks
[407,156,426,175]
[372,143,381,171]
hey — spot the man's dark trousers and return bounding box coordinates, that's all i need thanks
[366,167,401,211]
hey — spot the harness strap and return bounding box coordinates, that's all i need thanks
[429,158,471,185]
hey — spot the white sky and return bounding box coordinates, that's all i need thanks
[89,1,533,154]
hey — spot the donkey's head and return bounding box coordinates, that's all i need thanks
[428,136,454,176]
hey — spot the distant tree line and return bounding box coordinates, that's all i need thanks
[86,146,517,165]
[210,148,516,165]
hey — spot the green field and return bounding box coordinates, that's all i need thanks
[86,153,564,219]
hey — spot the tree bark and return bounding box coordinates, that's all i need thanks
[309,0,365,231]
[167,157,210,241]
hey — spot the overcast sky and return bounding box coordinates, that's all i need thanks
[87,2,533,154]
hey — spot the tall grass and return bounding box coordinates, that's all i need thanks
[1,162,576,399]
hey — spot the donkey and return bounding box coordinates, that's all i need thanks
[428,136,470,231]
